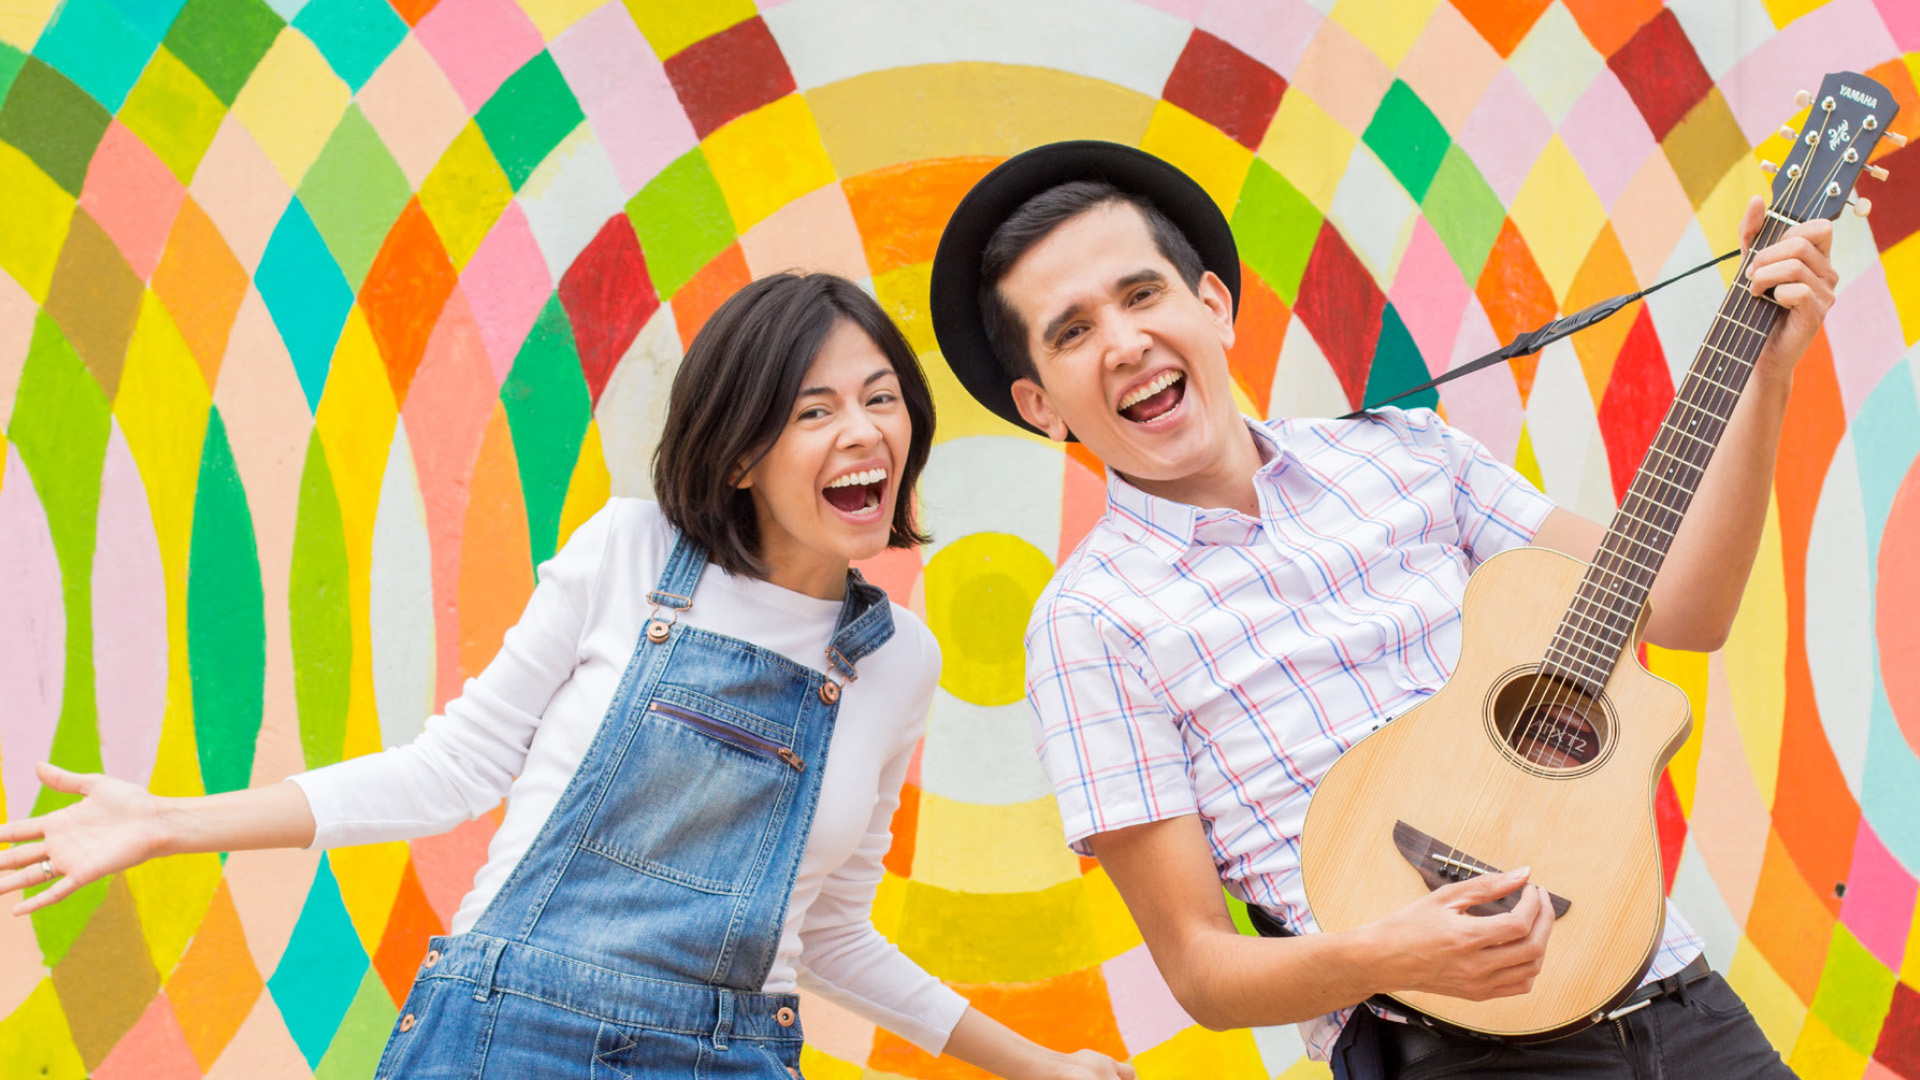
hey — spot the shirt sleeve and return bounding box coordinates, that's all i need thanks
[289,503,618,849]
[1400,407,1556,565]
[794,625,970,1054]
[1024,588,1196,856]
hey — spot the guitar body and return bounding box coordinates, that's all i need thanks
[1299,546,1693,1040]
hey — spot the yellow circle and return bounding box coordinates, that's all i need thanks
[924,532,1057,706]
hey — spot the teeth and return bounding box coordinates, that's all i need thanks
[1118,371,1183,411]
[825,468,888,489]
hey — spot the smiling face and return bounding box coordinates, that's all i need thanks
[1000,202,1245,490]
[736,318,913,597]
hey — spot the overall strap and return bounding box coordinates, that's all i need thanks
[823,570,895,683]
[643,530,709,643]
[647,531,709,610]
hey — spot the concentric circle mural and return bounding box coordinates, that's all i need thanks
[1,0,1919,1076]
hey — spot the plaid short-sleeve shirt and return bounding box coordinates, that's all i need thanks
[1024,409,1703,1058]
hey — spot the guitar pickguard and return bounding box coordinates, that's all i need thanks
[1392,820,1573,919]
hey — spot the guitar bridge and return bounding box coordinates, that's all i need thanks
[1393,821,1572,919]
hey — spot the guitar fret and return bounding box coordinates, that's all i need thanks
[1542,649,1612,690]
[1660,420,1717,454]
[1613,508,1676,541]
[1712,311,1771,343]
[1687,361,1745,397]
[1595,544,1662,581]
[1566,580,1643,622]
[1554,612,1627,653]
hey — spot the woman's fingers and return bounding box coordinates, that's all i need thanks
[0,843,52,898]
[13,873,85,917]
[0,817,46,845]
[0,840,47,874]
[35,762,96,796]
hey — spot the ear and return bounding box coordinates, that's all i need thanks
[1197,270,1236,351]
[732,457,756,491]
[1010,377,1072,442]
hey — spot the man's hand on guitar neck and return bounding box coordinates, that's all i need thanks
[1086,814,1553,1031]
[1739,194,1837,384]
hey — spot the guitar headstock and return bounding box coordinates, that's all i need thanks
[1764,71,1902,222]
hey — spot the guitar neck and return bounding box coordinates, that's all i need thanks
[1540,222,1791,694]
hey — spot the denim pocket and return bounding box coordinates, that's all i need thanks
[580,691,799,894]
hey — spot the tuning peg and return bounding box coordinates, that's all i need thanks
[1796,90,1813,107]
[1851,196,1873,217]
[1867,164,1890,182]
[1760,161,1779,175]
[1888,131,1909,149]
[1778,125,1797,140]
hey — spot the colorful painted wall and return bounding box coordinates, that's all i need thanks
[1,0,1918,1076]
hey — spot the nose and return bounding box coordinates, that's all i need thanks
[1097,310,1153,370]
[837,402,883,448]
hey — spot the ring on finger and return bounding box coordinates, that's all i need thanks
[38,858,54,882]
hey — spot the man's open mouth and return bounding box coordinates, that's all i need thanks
[823,467,887,517]
[1117,371,1186,423]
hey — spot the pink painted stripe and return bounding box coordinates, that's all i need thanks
[92,425,168,787]
[0,447,66,821]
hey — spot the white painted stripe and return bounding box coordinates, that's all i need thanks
[370,419,437,749]
[764,0,1192,100]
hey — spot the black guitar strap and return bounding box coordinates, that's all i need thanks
[1341,249,1741,420]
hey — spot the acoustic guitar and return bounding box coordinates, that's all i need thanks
[1298,71,1900,1041]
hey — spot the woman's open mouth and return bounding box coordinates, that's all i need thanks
[1117,371,1186,424]
[823,467,888,521]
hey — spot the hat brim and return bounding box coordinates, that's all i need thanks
[928,141,1240,438]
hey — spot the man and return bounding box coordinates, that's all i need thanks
[928,141,1830,1078]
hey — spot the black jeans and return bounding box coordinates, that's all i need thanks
[1376,973,1797,1079]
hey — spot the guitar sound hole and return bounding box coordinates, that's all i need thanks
[1491,675,1608,770]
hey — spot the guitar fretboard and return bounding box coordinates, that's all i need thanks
[1539,221,1791,695]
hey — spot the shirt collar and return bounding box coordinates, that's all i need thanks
[1103,418,1289,565]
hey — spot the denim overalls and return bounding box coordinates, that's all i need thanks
[374,531,894,1078]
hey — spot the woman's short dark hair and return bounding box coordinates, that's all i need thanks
[652,272,935,578]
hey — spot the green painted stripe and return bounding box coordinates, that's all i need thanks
[7,315,110,965]
[289,430,351,770]
[500,295,591,571]
[188,408,266,795]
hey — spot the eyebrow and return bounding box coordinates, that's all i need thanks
[1039,268,1168,347]
[797,368,896,398]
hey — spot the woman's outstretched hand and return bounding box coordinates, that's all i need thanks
[0,763,168,915]
[0,764,318,915]
[1049,1050,1137,1080]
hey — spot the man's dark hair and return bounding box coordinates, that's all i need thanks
[978,180,1207,384]
[653,272,935,578]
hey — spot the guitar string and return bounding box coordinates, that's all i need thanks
[1490,196,1791,843]
[1548,114,1861,1009]
[1503,158,1811,870]
[1445,104,1832,900]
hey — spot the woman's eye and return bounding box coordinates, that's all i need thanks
[798,407,829,422]
[868,390,899,406]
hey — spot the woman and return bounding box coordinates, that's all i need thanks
[0,274,1131,1080]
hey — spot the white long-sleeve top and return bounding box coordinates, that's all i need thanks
[289,499,969,1052]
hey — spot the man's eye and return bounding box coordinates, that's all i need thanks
[1130,287,1159,304]
[1057,325,1085,346]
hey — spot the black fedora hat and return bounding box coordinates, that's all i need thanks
[928,140,1241,436]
